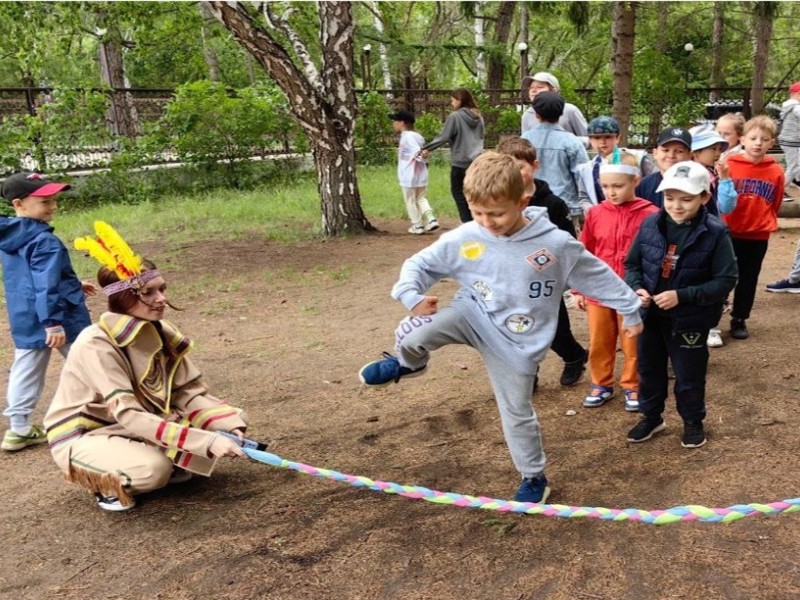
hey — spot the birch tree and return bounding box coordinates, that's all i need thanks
[207,1,372,236]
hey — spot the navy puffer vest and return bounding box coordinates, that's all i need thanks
[638,208,727,332]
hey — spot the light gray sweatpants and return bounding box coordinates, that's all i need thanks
[393,306,545,478]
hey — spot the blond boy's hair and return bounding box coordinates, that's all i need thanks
[463,151,525,206]
[717,112,745,136]
[617,150,639,167]
[495,135,537,164]
[744,115,778,138]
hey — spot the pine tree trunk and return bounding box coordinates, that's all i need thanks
[97,10,138,137]
[750,2,777,115]
[611,1,636,145]
[709,2,724,101]
[486,1,516,102]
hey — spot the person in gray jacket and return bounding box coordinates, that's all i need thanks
[778,81,800,187]
[420,88,485,223]
[521,72,588,147]
[359,152,642,504]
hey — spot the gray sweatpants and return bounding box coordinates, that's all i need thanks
[393,306,545,478]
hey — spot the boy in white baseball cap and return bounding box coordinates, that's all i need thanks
[624,161,737,448]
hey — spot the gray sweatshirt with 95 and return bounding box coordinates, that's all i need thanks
[391,207,641,376]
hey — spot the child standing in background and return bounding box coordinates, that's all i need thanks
[721,115,785,340]
[0,173,96,451]
[390,110,439,235]
[577,152,658,411]
[716,113,745,157]
[636,127,693,208]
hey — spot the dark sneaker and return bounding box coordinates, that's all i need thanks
[627,417,666,443]
[95,493,136,512]
[623,389,640,412]
[681,421,707,448]
[766,278,800,293]
[169,468,193,484]
[2,424,48,451]
[583,385,614,408]
[730,318,749,340]
[514,474,550,503]
[359,352,427,386]
[560,350,588,386]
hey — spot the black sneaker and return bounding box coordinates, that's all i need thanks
[681,421,707,448]
[559,349,588,386]
[627,417,666,443]
[730,318,749,340]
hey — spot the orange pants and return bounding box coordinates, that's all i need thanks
[586,303,638,390]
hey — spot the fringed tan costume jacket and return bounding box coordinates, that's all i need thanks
[45,313,248,480]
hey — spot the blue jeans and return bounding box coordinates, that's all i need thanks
[4,345,70,432]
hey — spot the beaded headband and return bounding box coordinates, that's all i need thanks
[74,221,160,297]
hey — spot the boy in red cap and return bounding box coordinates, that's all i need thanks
[0,172,96,451]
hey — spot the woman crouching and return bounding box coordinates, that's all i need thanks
[45,223,248,511]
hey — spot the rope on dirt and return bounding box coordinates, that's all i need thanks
[243,448,800,525]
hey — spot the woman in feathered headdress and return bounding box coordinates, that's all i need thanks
[44,222,250,511]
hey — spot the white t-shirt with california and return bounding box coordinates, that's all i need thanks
[397,130,428,188]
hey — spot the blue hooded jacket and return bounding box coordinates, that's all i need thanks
[0,217,90,349]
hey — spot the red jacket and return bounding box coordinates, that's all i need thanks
[722,153,785,240]
[581,198,659,279]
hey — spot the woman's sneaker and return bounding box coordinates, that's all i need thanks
[514,474,550,503]
[765,278,800,293]
[95,493,136,512]
[359,352,427,386]
[1,424,48,451]
[706,328,723,348]
[627,417,666,443]
[583,385,614,408]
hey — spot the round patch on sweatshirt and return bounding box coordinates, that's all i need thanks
[460,241,485,261]
[505,314,534,334]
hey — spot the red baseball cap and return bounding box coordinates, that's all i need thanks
[1,172,70,202]
[790,81,800,94]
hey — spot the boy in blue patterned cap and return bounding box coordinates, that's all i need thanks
[578,116,654,216]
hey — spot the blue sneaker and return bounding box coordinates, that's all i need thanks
[583,385,614,408]
[514,475,550,503]
[766,278,800,293]
[623,389,640,412]
[358,352,426,386]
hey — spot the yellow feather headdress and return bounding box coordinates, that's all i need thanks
[75,222,159,296]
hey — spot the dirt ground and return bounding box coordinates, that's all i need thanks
[3,211,800,600]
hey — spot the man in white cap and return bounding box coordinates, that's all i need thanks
[521,72,588,145]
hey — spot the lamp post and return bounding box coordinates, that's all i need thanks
[517,41,528,82]
[684,42,694,88]
[362,44,372,89]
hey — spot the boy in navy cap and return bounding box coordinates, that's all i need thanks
[0,172,95,451]
[390,110,439,234]
[636,127,693,208]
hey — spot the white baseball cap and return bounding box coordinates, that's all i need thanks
[531,72,560,91]
[656,161,710,195]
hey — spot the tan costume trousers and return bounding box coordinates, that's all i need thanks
[68,435,174,495]
[586,303,639,390]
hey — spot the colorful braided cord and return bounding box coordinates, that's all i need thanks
[243,448,800,525]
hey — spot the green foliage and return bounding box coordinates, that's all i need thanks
[495,108,521,136]
[414,113,443,144]
[355,91,394,165]
[0,115,33,175]
[155,80,286,187]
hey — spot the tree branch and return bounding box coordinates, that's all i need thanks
[263,2,325,97]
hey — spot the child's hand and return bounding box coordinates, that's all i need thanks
[623,322,644,337]
[635,288,652,308]
[573,293,587,311]
[419,149,429,160]
[652,290,679,310]
[208,434,245,458]
[81,280,98,296]
[411,296,438,316]
[45,325,66,349]
[716,156,730,179]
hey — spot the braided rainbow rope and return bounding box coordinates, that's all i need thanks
[243,448,800,525]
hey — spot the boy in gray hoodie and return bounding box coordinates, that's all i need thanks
[359,152,642,503]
